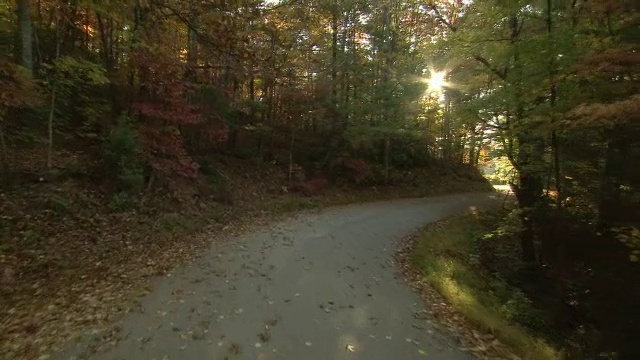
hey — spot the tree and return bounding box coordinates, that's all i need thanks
[0,60,41,180]
[429,0,639,263]
[15,0,33,75]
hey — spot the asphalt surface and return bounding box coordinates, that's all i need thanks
[55,192,499,360]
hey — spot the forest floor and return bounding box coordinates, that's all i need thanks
[397,208,640,360]
[0,153,492,359]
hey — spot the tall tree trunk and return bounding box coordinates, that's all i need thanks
[186,6,198,81]
[288,130,295,181]
[547,0,561,209]
[599,129,627,228]
[506,13,545,265]
[16,0,33,75]
[380,1,394,184]
[514,132,545,264]
[96,13,113,71]
[330,0,338,117]
[0,121,9,183]
[383,137,391,185]
[47,87,56,169]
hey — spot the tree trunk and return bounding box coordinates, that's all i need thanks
[514,132,546,264]
[288,130,295,181]
[0,122,9,183]
[186,4,198,81]
[551,131,561,207]
[547,0,561,209]
[47,87,56,169]
[514,177,541,263]
[16,0,33,75]
[330,0,338,113]
[599,129,627,228]
[383,137,391,185]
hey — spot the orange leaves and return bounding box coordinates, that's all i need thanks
[291,177,328,196]
[567,95,640,129]
[572,49,640,76]
[131,45,203,178]
[340,157,373,185]
[138,124,199,178]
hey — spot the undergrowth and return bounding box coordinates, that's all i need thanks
[410,213,562,360]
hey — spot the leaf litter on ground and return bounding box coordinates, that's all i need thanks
[0,156,491,360]
[394,230,521,360]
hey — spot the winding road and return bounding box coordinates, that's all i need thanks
[56,192,499,360]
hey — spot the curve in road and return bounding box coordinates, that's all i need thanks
[55,192,499,360]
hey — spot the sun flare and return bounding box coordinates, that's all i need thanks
[427,70,447,92]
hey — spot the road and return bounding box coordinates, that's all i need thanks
[55,192,499,360]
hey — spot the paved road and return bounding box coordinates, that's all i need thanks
[56,192,499,360]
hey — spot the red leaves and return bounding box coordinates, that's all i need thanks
[130,47,204,178]
[202,124,229,143]
[132,49,202,126]
[341,157,373,185]
[333,156,373,185]
[138,125,199,178]
[573,49,640,75]
[291,177,328,196]
[567,94,640,128]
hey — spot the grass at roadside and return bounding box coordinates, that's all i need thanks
[409,214,562,360]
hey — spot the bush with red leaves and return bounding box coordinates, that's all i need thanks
[334,156,373,185]
[291,177,328,196]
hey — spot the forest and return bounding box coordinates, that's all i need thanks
[1,0,639,359]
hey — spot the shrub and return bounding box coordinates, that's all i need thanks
[291,177,328,196]
[614,226,640,262]
[342,157,373,184]
[104,115,145,193]
[47,195,69,214]
[108,191,133,212]
[500,288,545,329]
[475,210,524,280]
[330,155,374,185]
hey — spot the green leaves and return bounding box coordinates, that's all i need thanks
[105,115,144,193]
[614,227,640,262]
[43,56,108,91]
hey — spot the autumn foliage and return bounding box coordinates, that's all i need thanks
[0,61,41,110]
[291,176,329,197]
[1,0,639,357]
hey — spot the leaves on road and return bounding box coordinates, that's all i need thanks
[395,231,521,360]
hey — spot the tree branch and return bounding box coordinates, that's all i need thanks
[426,2,457,31]
[473,55,507,80]
[427,3,508,81]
